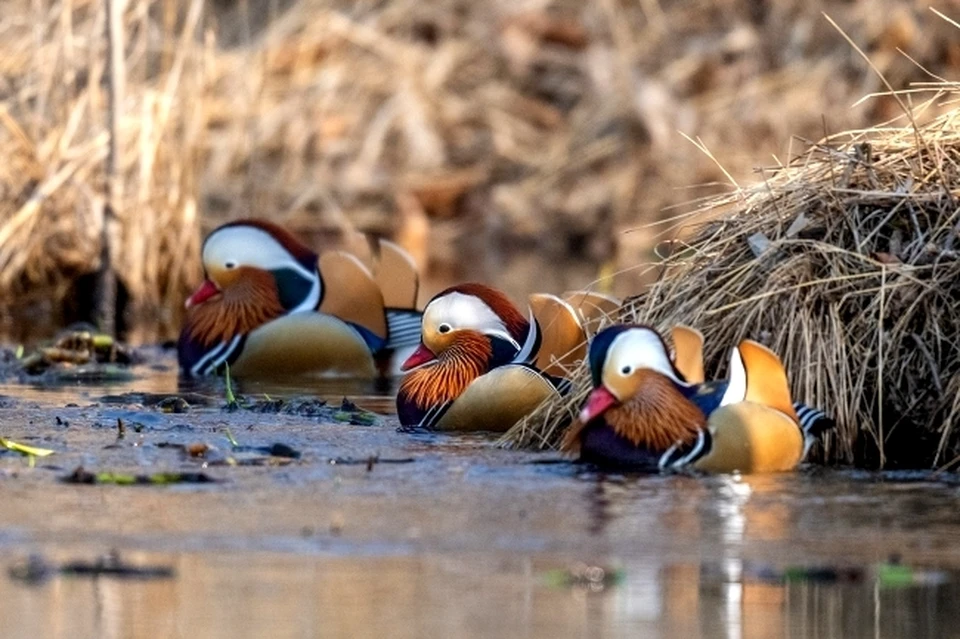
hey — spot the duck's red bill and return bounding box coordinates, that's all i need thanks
[580,386,619,424]
[185,279,220,309]
[401,344,436,371]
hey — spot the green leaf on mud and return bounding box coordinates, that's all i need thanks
[61,466,219,485]
[0,438,54,458]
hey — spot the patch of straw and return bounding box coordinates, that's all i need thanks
[504,82,960,469]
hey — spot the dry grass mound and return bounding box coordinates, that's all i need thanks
[504,87,960,470]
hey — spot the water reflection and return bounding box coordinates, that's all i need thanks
[0,356,400,415]
[2,359,960,638]
[1,549,956,639]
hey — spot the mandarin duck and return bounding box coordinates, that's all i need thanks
[396,284,615,431]
[667,324,834,443]
[563,324,831,473]
[178,219,422,378]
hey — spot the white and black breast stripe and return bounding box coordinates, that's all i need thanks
[190,335,244,377]
[658,428,711,470]
[416,401,452,431]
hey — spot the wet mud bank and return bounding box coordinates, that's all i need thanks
[2,352,960,637]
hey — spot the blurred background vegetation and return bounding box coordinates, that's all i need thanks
[0,0,957,342]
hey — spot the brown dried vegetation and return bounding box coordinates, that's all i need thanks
[505,77,960,469]
[0,0,957,349]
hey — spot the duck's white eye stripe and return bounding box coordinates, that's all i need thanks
[423,292,511,340]
[203,226,315,281]
[606,328,678,382]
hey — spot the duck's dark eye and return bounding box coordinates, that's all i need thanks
[438,323,452,334]
[621,365,632,376]
[224,261,237,270]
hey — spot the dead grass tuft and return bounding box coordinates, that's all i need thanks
[504,83,960,470]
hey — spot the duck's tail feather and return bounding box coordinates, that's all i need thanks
[793,401,837,459]
[561,291,621,335]
[528,293,589,376]
[670,325,705,384]
[318,251,388,341]
[375,239,420,311]
[726,340,799,422]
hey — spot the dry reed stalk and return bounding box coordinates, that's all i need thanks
[0,0,958,337]
[503,84,960,470]
[98,0,125,335]
[0,0,204,338]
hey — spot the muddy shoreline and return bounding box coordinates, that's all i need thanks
[3,354,960,638]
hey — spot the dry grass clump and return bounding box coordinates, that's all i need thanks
[1,0,958,339]
[0,0,206,339]
[196,0,960,298]
[505,86,960,470]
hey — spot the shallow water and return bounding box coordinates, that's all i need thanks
[2,356,960,638]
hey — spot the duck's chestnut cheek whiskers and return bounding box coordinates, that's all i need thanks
[401,343,437,371]
[579,386,620,423]
[185,279,221,309]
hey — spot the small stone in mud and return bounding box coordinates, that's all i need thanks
[330,512,345,536]
[186,442,210,457]
[245,398,286,413]
[278,399,330,417]
[156,397,190,413]
[266,443,301,459]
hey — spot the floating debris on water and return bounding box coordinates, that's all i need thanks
[114,417,146,437]
[61,466,220,485]
[239,398,329,416]
[221,394,379,425]
[542,563,625,592]
[17,329,139,379]
[704,557,951,590]
[328,455,416,471]
[97,392,214,407]
[334,398,377,425]
[156,439,299,467]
